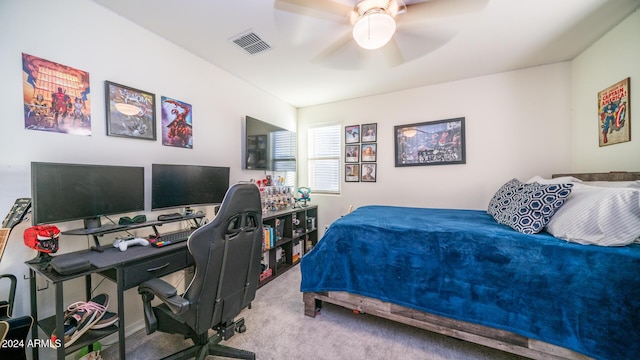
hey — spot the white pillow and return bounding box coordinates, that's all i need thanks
[545,183,640,246]
[584,180,640,188]
[526,175,583,184]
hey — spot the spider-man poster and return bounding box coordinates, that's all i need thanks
[598,78,630,147]
[22,53,91,135]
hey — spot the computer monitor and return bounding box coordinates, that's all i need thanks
[151,164,230,211]
[31,162,145,228]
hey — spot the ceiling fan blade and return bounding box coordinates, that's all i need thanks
[381,38,404,67]
[274,0,352,23]
[390,24,457,63]
[402,0,489,23]
[311,31,364,70]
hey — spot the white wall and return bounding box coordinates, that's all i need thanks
[571,8,640,171]
[298,8,640,236]
[298,63,574,230]
[0,0,296,346]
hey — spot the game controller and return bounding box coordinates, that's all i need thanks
[113,237,150,251]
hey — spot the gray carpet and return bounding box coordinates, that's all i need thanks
[101,267,527,359]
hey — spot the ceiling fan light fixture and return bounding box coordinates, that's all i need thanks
[352,10,396,50]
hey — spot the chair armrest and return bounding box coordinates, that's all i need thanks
[138,278,190,315]
[138,278,190,334]
[139,278,177,298]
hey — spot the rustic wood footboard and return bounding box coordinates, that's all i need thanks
[303,291,592,360]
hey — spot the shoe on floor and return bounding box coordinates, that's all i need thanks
[52,293,109,348]
[92,311,118,329]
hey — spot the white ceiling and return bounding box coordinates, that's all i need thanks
[92,0,640,108]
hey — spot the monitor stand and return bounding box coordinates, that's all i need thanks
[84,216,104,252]
[83,217,102,230]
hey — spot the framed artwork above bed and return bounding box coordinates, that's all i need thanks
[394,117,466,167]
[598,77,630,146]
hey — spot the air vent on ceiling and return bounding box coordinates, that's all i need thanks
[231,31,272,55]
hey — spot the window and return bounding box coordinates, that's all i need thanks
[308,124,341,194]
[270,130,296,172]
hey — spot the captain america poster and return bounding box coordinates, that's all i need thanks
[598,77,630,147]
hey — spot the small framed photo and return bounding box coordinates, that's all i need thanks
[361,163,377,182]
[345,145,360,163]
[345,164,359,182]
[105,81,156,140]
[361,143,377,162]
[361,123,377,142]
[345,125,360,144]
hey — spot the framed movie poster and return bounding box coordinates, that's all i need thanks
[361,143,377,162]
[161,96,193,148]
[361,123,377,142]
[361,163,377,182]
[105,81,156,140]
[598,78,630,146]
[345,145,360,163]
[345,125,360,144]
[22,53,91,135]
[395,117,466,167]
[345,164,359,182]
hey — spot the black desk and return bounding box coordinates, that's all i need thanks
[26,242,193,360]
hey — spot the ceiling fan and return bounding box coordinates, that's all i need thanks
[274,0,489,68]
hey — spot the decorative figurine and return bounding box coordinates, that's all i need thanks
[295,187,311,208]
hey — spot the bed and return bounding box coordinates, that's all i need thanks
[300,172,640,360]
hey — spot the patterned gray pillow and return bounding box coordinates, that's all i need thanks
[495,182,573,234]
[487,178,522,217]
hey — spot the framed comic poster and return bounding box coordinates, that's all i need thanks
[361,143,377,162]
[22,53,91,135]
[105,81,156,140]
[361,123,377,142]
[345,125,360,144]
[345,145,359,163]
[361,163,377,182]
[598,77,630,146]
[395,117,466,167]
[345,164,359,182]
[161,96,193,148]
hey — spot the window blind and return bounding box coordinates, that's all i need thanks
[270,130,296,172]
[308,124,341,194]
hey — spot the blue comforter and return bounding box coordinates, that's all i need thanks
[300,206,640,359]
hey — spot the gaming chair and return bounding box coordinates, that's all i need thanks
[0,274,33,360]
[138,182,262,360]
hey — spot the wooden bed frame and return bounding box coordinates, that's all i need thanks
[303,172,640,360]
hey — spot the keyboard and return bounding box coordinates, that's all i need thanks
[149,229,195,248]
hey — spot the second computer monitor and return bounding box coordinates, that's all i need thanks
[151,164,230,211]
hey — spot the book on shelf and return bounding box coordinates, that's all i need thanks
[263,226,271,250]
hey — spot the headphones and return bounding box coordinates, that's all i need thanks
[118,214,147,225]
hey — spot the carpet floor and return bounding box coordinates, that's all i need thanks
[101,267,527,359]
